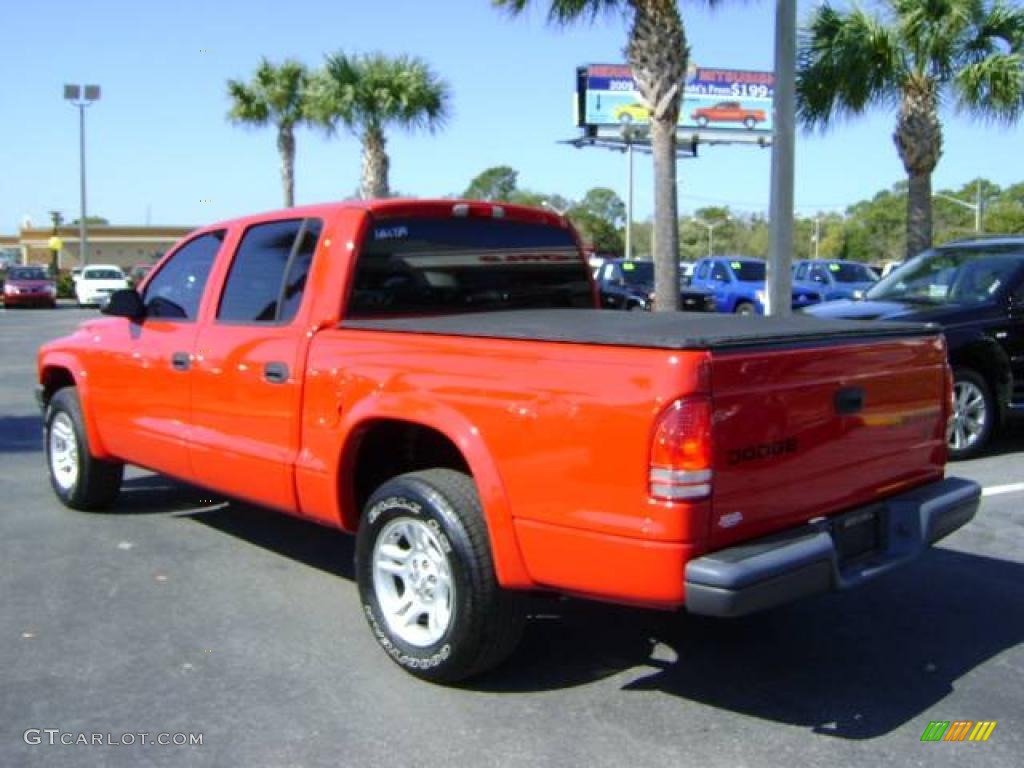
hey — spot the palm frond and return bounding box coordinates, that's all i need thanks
[226,58,310,129]
[227,81,270,126]
[492,0,625,24]
[955,51,1024,121]
[310,51,451,137]
[797,4,904,130]
[959,0,1024,60]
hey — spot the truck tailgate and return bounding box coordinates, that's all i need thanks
[707,335,949,549]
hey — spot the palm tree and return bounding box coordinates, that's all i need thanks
[797,0,1024,259]
[495,1,712,312]
[307,52,451,199]
[227,58,311,208]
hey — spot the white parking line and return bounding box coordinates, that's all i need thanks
[982,483,1024,497]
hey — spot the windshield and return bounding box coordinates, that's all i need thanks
[731,261,766,281]
[621,261,654,285]
[866,246,1024,305]
[828,262,878,283]
[8,267,49,281]
[83,269,124,280]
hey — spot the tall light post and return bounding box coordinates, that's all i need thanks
[693,218,726,258]
[64,84,101,266]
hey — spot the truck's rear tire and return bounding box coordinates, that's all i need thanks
[45,387,124,510]
[948,368,994,460]
[356,469,525,683]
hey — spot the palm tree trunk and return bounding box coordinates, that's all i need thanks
[361,126,390,199]
[906,172,932,259]
[628,0,685,312]
[893,83,942,259]
[278,125,296,208]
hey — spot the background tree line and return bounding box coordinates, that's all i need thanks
[460,166,1024,264]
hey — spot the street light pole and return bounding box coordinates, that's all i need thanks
[626,138,634,261]
[934,189,983,233]
[64,84,101,267]
[48,210,64,274]
[693,218,725,258]
[620,124,639,261]
[975,179,982,232]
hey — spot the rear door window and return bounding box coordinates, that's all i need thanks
[217,218,322,324]
[347,216,590,316]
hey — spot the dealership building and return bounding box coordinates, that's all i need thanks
[0,225,194,271]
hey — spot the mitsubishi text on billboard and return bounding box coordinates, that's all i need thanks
[576,64,774,139]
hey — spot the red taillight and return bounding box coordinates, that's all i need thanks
[649,397,713,501]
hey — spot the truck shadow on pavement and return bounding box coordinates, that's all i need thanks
[486,548,1024,740]
[119,474,356,578]
[0,415,42,453]
[117,473,1021,741]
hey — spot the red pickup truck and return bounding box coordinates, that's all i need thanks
[691,101,766,129]
[37,200,980,682]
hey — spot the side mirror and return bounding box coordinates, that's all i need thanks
[102,288,145,320]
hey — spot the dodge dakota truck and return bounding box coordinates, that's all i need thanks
[37,199,981,682]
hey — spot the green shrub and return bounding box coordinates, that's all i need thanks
[56,271,76,298]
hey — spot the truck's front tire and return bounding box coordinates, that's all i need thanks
[45,387,124,510]
[356,469,525,683]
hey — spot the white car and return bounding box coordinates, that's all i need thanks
[75,265,129,307]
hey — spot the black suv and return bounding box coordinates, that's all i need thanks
[807,236,1024,459]
[596,259,716,312]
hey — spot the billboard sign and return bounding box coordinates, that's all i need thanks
[576,64,774,142]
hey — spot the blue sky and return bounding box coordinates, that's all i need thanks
[1,0,1020,233]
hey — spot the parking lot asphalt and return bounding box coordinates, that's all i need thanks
[2,305,1022,768]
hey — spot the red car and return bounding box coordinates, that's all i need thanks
[3,265,57,308]
[691,101,766,129]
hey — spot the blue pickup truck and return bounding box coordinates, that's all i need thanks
[690,257,823,315]
[792,259,879,301]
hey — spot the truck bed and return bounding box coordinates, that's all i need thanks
[342,309,935,351]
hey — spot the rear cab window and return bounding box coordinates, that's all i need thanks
[346,215,591,317]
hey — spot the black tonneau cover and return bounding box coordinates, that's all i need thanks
[340,309,936,351]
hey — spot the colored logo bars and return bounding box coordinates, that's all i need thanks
[921,721,997,742]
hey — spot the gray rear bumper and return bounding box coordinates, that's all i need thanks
[684,476,981,617]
